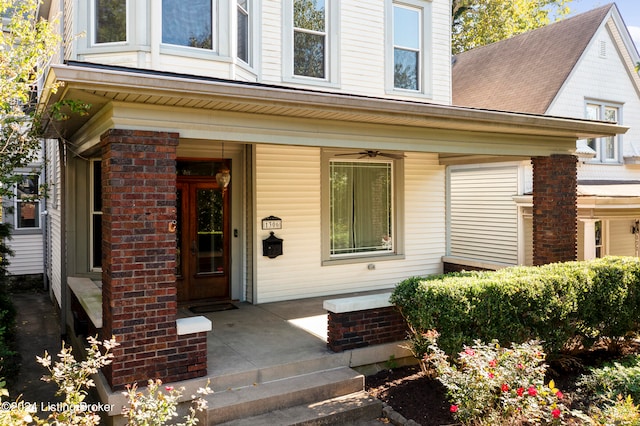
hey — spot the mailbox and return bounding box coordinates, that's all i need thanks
[262,232,283,258]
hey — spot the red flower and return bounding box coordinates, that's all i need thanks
[556,390,563,399]
[488,373,495,379]
[501,383,510,392]
[165,386,174,391]
[464,348,475,356]
[552,408,561,418]
[450,405,459,413]
[489,359,497,367]
[516,387,524,397]
[527,386,537,397]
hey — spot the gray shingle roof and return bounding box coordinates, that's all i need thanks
[452,4,614,114]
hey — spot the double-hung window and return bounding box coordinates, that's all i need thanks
[94,0,127,44]
[237,0,250,63]
[284,0,338,85]
[387,0,430,96]
[15,175,40,229]
[585,102,621,163]
[162,0,215,49]
[322,151,404,264]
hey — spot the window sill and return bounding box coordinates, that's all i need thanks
[322,253,405,266]
[282,74,340,90]
[11,228,42,236]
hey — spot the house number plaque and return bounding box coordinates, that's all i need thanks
[261,216,282,230]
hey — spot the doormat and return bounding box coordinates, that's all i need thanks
[188,303,238,314]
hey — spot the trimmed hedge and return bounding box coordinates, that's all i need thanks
[390,257,640,357]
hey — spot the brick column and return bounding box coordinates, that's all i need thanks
[532,155,577,266]
[101,129,207,389]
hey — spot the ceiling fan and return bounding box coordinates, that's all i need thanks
[334,150,406,160]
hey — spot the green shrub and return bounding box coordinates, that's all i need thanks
[391,257,640,357]
[577,355,640,405]
[0,223,17,387]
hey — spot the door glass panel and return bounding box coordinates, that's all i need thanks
[197,188,224,274]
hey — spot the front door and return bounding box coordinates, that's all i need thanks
[176,164,230,302]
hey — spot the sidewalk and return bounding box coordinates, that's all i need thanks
[9,291,63,417]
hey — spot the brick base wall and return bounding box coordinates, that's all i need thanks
[100,129,207,389]
[327,307,408,352]
[532,155,577,266]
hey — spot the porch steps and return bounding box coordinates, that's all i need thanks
[201,366,382,425]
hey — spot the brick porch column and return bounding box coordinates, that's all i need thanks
[531,154,577,266]
[100,129,207,389]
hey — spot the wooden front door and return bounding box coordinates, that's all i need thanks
[176,175,230,302]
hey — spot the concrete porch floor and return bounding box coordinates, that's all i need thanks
[177,291,413,383]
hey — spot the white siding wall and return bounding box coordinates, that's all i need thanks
[547,19,640,181]
[254,145,444,303]
[70,0,452,105]
[45,141,63,305]
[7,234,43,275]
[449,166,519,265]
[609,219,637,256]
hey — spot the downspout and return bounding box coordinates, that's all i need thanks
[42,140,48,292]
[58,137,67,340]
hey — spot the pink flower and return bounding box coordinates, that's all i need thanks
[517,363,524,369]
[516,387,524,397]
[489,359,497,367]
[464,348,475,356]
[556,391,563,399]
[165,386,174,391]
[501,383,510,392]
[450,405,459,413]
[552,408,561,418]
[488,373,495,379]
[527,386,537,397]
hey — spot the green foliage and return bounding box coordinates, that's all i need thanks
[577,355,640,406]
[451,0,573,54]
[391,257,640,357]
[0,223,17,388]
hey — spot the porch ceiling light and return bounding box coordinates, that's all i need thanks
[216,142,231,191]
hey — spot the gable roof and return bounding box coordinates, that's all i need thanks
[452,4,614,114]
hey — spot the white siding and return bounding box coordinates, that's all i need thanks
[449,166,519,265]
[609,219,637,256]
[254,145,444,303]
[7,234,43,275]
[547,19,640,181]
[45,141,63,306]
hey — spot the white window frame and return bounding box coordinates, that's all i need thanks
[237,0,250,64]
[321,149,404,265]
[385,0,432,98]
[584,100,622,164]
[14,174,41,231]
[160,0,221,54]
[90,0,129,46]
[283,0,340,87]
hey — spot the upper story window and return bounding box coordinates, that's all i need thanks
[393,4,421,91]
[94,0,127,44]
[386,0,431,96]
[284,0,338,86]
[293,0,326,78]
[585,101,621,163]
[237,0,250,63]
[14,174,40,229]
[162,0,214,49]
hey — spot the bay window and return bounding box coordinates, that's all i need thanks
[162,0,214,49]
[94,0,127,44]
[237,0,250,63]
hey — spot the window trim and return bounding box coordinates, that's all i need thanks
[584,100,623,164]
[91,0,129,47]
[13,174,41,231]
[385,0,432,98]
[283,0,340,88]
[321,149,405,266]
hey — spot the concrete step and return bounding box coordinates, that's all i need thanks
[201,367,367,425]
[216,391,383,426]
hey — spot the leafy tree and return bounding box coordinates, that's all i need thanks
[452,0,573,54]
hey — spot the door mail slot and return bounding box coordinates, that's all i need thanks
[263,232,283,258]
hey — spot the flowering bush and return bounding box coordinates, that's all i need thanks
[122,379,212,426]
[423,332,577,425]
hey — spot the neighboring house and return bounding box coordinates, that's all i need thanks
[35,0,621,398]
[450,3,640,269]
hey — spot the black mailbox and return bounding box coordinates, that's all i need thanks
[262,232,283,258]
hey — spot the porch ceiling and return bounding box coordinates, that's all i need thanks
[39,63,627,153]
